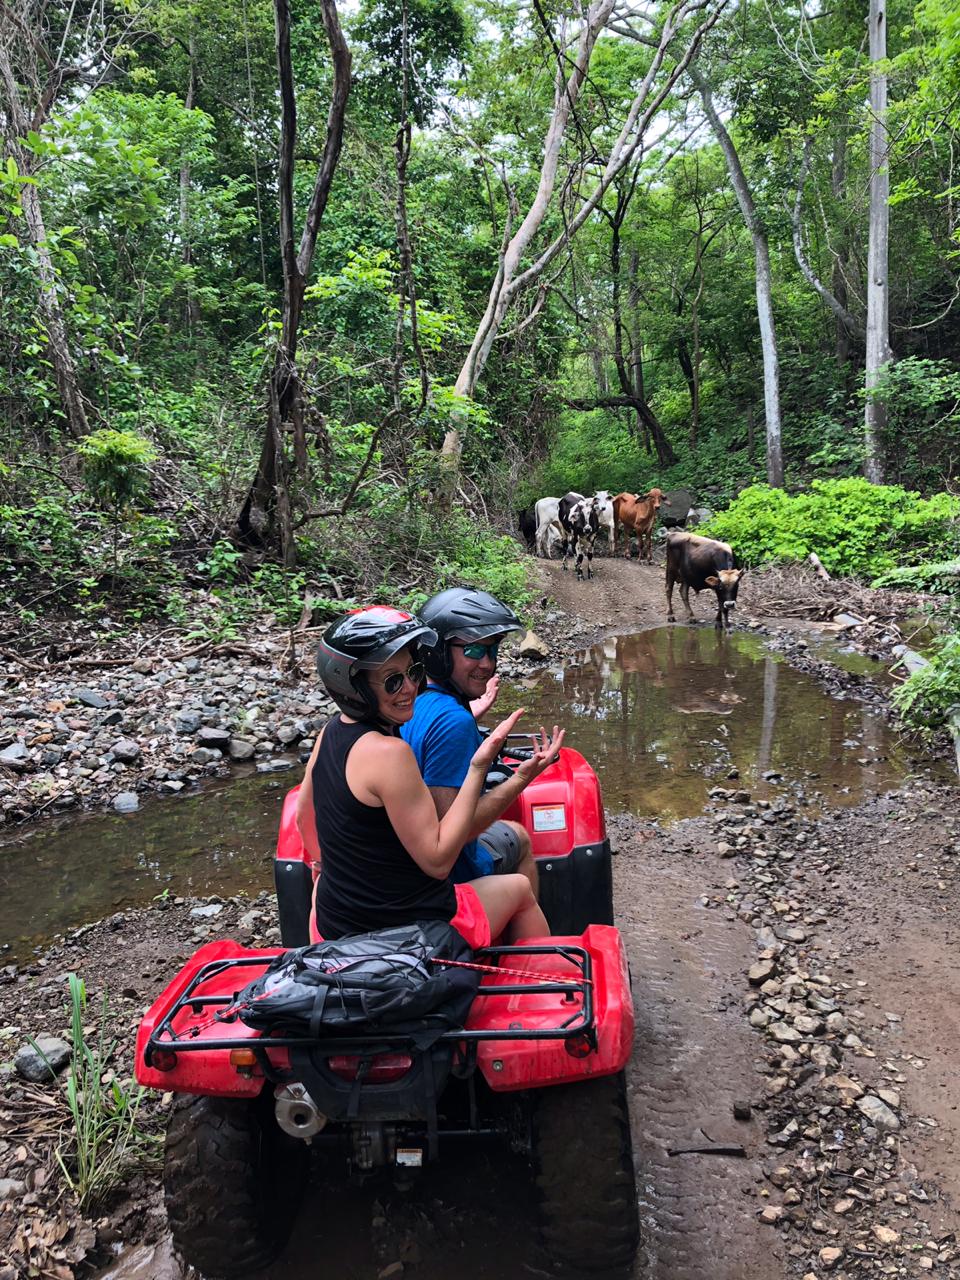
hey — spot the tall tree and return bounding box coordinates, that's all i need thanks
[690,63,782,487]
[864,0,891,483]
[0,0,137,436]
[234,0,351,563]
[439,0,730,491]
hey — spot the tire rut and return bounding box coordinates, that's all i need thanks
[616,856,787,1280]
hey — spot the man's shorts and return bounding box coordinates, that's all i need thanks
[477,820,523,874]
[449,882,492,949]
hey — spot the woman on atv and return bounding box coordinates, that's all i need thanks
[296,605,562,948]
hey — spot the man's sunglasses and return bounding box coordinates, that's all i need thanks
[452,640,500,661]
[370,661,425,695]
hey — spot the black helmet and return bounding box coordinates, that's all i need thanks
[317,606,437,720]
[419,587,522,682]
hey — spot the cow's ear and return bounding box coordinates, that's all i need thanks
[736,568,746,579]
[704,575,719,587]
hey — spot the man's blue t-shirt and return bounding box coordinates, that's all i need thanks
[401,685,494,880]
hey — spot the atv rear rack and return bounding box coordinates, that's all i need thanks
[143,943,595,1068]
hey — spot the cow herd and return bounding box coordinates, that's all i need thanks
[517,488,745,629]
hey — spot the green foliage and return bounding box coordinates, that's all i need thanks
[38,975,158,1211]
[77,430,157,514]
[892,633,960,734]
[702,480,960,578]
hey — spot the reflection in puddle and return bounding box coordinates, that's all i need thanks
[0,627,936,958]
[499,627,927,822]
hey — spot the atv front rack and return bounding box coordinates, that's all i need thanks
[143,942,595,1068]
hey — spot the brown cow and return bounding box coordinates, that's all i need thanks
[612,489,669,562]
[665,531,745,630]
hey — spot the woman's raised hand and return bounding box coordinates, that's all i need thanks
[468,707,526,773]
[515,725,565,784]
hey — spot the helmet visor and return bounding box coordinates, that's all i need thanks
[356,624,438,669]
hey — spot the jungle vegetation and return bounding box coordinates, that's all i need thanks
[2,0,960,667]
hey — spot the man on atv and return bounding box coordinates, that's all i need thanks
[401,587,547,895]
[297,605,559,945]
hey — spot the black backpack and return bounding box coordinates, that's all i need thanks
[227,920,481,1048]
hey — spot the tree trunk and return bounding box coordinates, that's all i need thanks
[439,0,726,493]
[864,0,891,484]
[180,34,200,334]
[0,43,90,438]
[234,0,351,562]
[19,172,91,438]
[692,65,783,487]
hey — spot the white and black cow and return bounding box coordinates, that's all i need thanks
[560,494,601,580]
[535,492,584,559]
[665,531,745,629]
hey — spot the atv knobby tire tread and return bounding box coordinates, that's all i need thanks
[533,1071,639,1274]
[164,1092,308,1278]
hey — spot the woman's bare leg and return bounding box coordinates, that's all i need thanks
[469,873,549,942]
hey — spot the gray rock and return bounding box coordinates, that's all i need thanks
[110,737,141,764]
[276,724,302,746]
[228,737,257,762]
[518,630,550,659]
[0,742,28,767]
[856,1095,900,1132]
[74,688,109,709]
[112,791,140,813]
[190,903,223,919]
[14,1034,72,1082]
[184,657,201,674]
[197,726,231,750]
[256,758,294,774]
[160,780,185,794]
[191,747,222,765]
[175,710,203,735]
[101,709,123,726]
[0,1179,26,1199]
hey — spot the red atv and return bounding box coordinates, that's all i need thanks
[136,743,639,1277]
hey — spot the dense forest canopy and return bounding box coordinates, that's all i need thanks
[2,0,960,628]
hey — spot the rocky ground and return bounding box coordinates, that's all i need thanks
[2,549,959,1279]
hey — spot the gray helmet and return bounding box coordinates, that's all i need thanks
[317,606,437,720]
[419,587,522,682]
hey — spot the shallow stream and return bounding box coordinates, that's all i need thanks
[0,627,928,960]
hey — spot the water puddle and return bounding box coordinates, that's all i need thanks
[500,627,926,820]
[0,628,933,959]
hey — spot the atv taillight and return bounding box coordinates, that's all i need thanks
[328,1053,413,1083]
[151,1048,178,1072]
[564,1031,594,1059]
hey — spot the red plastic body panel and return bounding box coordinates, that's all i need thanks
[135,941,285,1097]
[498,747,606,858]
[470,924,633,1091]
[135,925,633,1099]
[273,746,606,868]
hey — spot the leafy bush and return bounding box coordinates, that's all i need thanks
[892,633,960,734]
[702,479,960,578]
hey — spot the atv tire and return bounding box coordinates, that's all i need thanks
[163,1091,308,1278]
[532,1071,639,1275]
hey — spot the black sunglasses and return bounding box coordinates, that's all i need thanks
[451,641,500,661]
[370,660,425,695]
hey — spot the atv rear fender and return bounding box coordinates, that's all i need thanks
[134,925,633,1099]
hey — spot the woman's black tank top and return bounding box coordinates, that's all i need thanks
[312,716,456,939]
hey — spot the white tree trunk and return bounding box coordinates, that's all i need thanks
[864,0,891,484]
[439,0,730,487]
[693,66,782,486]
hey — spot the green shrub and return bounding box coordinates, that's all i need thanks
[38,975,158,1211]
[702,479,960,578]
[892,632,960,733]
